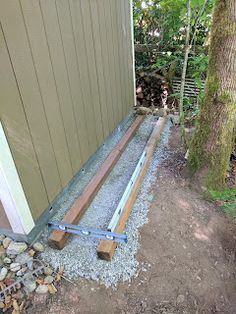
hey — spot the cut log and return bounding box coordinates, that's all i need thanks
[48,115,144,250]
[97,117,167,261]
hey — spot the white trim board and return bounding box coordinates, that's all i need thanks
[0,121,35,234]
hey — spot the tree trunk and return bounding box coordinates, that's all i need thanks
[188,0,236,191]
[179,0,191,138]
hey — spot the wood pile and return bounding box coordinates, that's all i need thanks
[135,71,176,110]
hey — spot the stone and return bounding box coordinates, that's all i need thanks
[27,260,34,270]
[12,291,24,300]
[16,270,23,277]
[15,252,32,265]
[153,109,159,116]
[10,263,21,272]
[44,275,54,285]
[176,294,185,304]
[21,267,28,273]
[3,237,12,249]
[169,113,180,125]
[33,242,44,252]
[16,267,27,277]
[3,257,11,264]
[0,267,8,281]
[36,284,48,294]
[0,235,5,243]
[5,278,15,286]
[23,276,36,293]
[6,271,15,279]
[7,241,27,255]
[44,267,53,276]
[0,246,6,258]
[136,106,152,115]
[15,282,21,289]
[28,249,35,257]
[157,108,167,117]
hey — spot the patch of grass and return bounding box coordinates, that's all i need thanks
[209,188,236,217]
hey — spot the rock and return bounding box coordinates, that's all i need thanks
[33,242,44,252]
[169,113,180,125]
[21,267,28,273]
[15,282,21,289]
[16,267,28,277]
[36,284,48,294]
[23,276,36,293]
[136,106,152,115]
[157,108,167,117]
[153,108,159,116]
[3,257,11,264]
[6,271,15,279]
[12,291,24,300]
[15,252,32,265]
[16,270,23,277]
[176,294,185,304]
[28,249,35,257]
[0,235,5,243]
[27,260,34,270]
[44,267,53,276]
[3,237,12,249]
[0,246,6,258]
[44,275,54,285]
[7,241,27,255]
[10,262,21,272]
[5,278,15,286]
[0,267,8,281]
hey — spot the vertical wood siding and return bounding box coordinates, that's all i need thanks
[0,0,134,221]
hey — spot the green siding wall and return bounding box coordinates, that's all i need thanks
[0,0,134,221]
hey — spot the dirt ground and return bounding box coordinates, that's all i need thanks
[26,126,236,314]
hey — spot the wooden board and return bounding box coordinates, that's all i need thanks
[97,117,167,261]
[48,115,144,249]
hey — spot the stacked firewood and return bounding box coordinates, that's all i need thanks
[135,71,177,110]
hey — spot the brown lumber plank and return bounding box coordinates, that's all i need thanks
[48,115,144,249]
[97,117,167,261]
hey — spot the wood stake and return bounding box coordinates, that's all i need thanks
[97,117,167,261]
[48,115,144,249]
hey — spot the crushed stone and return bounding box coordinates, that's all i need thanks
[41,116,172,287]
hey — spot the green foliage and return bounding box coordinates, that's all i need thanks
[134,0,214,128]
[209,188,236,217]
[133,0,214,72]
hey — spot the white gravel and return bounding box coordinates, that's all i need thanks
[41,116,172,287]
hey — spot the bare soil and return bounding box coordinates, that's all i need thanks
[26,126,236,314]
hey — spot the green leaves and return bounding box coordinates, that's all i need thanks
[134,0,213,71]
[209,188,236,217]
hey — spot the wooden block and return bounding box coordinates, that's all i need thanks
[97,117,167,261]
[48,115,144,249]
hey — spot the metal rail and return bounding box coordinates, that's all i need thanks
[48,222,127,244]
[107,150,147,232]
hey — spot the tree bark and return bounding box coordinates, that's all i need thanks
[188,0,236,191]
[179,0,191,138]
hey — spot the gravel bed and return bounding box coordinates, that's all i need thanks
[41,116,172,287]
